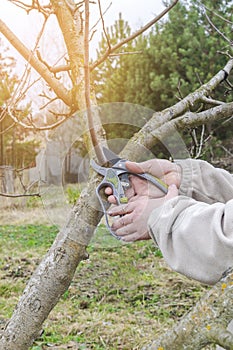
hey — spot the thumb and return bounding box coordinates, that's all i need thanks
[165,184,179,200]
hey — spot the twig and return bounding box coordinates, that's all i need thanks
[0,192,40,198]
[201,96,225,105]
[7,107,67,131]
[200,4,233,45]
[218,144,233,157]
[109,51,143,57]
[195,124,205,158]
[97,0,111,51]
[91,0,179,70]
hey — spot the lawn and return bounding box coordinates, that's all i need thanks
[0,224,211,349]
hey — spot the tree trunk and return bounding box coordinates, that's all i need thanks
[0,177,103,349]
[143,268,233,350]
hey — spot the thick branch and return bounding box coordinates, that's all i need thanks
[0,19,71,106]
[143,268,233,350]
[123,59,233,157]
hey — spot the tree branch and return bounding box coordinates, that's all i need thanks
[123,59,233,157]
[0,192,40,198]
[7,107,67,131]
[0,19,72,106]
[143,268,233,349]
[91,0,179,70]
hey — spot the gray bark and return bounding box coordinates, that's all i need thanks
[0,178,103,349]
[143,268,233,350]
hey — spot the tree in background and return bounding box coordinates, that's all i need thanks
[0,40,40,170]
[94,0,233,161]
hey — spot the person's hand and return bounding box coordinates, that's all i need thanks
[108,184,178,242]
[105,158,182,204]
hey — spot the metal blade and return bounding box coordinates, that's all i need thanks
[103,147,122,166]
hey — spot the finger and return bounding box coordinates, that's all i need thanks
[114,222,135,237]
[121,231,151,242]
[105,187,113,195]
[111,214,133,230]
[126,160,165,178]
[107,195,117,204]
[108,203,134,216]
[165,184,179,200]
[125,161,145,174]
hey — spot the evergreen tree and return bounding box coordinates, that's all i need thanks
[93,13,135,103]
[94,0,232,109]
[148,0,233,110]
[93,1,233,159]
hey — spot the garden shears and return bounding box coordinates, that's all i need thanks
[91,147,168,239]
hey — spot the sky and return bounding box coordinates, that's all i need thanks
[0,0,165,108]
[1,0,165,58]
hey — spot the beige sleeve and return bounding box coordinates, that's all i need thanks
[148,196,233,285]
[176,159,233,203]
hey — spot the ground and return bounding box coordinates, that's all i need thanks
[0,197,216,350]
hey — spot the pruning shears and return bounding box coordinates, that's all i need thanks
[91,147,168,239]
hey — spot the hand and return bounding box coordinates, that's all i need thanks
[106,158,181,204]
[108,184,179,242]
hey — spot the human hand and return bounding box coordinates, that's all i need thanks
[106,158,181,204]
[108,184,178,242]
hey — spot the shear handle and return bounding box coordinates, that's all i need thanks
[112,168,168,195]
[95,181,122,240]
[133,172,168,194]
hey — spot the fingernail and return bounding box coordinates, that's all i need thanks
[170,184,177,189]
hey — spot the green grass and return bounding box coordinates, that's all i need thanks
[0,224,210,349]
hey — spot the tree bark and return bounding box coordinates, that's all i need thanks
[143,268,233,350]
[0,177,103,349]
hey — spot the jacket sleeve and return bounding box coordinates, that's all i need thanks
[148,196,233,285]
[176,159,233,203]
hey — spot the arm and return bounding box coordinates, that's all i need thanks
[148,196,233,285]
[177,159,233,203]
[124,158,233,204]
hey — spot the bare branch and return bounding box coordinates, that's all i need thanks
[7,107,67,131]
[0,192,40,198]
[199,2,233,45]
[8,0,52,16]
[39,97,59,110]
[91,0,179,70]
[124,59,233,156]
[197,0,233,25]
[201,96,225,105]
[97,0,111,51]
[109,51,143,57]
[49,64,71,73]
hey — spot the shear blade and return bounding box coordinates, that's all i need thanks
[103,147,123,166]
